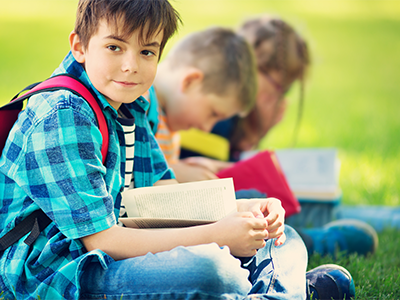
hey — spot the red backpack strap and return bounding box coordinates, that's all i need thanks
[21,74,109,164]
[0,75,110,253]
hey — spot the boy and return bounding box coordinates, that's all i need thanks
[145,27,255,182]
[0,1,310,299]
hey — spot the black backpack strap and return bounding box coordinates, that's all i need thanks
[0,82,42,111]
[0,210,51,251]
[11,82,42,100]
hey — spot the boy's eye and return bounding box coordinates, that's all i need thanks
[141,50,156,57]
[108,45,121,52]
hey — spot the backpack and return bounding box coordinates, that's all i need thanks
[0,74,109,252]
[0,74,109,159]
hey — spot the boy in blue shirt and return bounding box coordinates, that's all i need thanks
[0,0,179,298]
[0,1,343,299]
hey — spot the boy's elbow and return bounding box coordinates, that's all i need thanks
[80,225,119,252]
[81,231,102,252]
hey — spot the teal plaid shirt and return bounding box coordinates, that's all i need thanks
[0,52,174,299]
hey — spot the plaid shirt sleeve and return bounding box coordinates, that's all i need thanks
[0,52,125,300]
[4,90,116,239]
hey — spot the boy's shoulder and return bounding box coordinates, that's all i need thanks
[0,88,101,179]
[25,89,97,125]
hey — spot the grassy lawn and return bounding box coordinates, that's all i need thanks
[1,0,399,298]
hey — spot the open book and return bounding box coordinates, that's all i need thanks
[239,148,342,202]
[275,148,342,201]
[119,178,237,228]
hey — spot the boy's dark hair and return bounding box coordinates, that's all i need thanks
[75,0,181,58]
[166,27,257,114]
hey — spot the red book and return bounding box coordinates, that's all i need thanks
[216,150,300,217]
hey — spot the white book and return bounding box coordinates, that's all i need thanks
[275,148,342,200]
[119,178,237,228]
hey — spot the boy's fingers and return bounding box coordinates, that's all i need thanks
[253,228,269,240]
[275,232,287,246]
[251,218,268,230]
[243,203,266,219]
[253,209,264,219]
[268,224,284,238]
[266,198,286,217]
[267,218,284,233]
[256,239,267,250]
[265,211,279,224]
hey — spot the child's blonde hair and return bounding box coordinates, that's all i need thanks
[74,0,181,59]
[166,27,257,114]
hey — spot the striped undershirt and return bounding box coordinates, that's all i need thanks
[118,106,136,218]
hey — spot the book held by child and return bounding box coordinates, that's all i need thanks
[120,178,237,228]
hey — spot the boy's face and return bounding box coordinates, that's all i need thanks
[73,20,163,110]
[165,84,242,132]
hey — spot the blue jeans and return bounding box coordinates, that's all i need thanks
[79,225,307,300]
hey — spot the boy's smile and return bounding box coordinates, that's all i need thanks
[71,20,163,110]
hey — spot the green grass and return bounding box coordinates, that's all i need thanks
[1,0,399,298]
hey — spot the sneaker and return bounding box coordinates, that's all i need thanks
[300,219,379,256]
[306,264,355,300]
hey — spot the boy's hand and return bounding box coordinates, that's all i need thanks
[212,211,269,257]
[236,198,286,247]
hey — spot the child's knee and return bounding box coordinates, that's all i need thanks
[284,225,308,256]
[184,243,251,296]
[274,225,308,266]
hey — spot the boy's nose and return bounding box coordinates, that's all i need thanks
[121,55,139,73]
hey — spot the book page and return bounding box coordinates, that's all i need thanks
[276,148,340,193]
[121,178,236,221]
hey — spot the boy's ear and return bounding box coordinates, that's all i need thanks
[69,31,86,63]
[181,69,204,93]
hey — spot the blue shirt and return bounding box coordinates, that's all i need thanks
[0,52,174,299]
